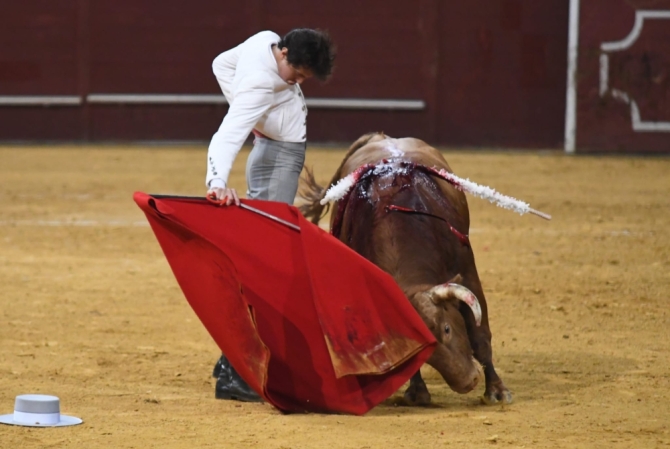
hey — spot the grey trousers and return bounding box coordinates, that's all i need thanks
[245,137,306,204]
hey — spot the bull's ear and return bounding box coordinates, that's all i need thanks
[446,273,463,285]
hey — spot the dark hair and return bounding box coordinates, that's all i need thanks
[278,28,336,81]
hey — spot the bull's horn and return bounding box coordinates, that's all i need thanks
[428,283,482,327]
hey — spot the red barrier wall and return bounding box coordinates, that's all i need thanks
[576,0,670,152]
[0,0,569,148]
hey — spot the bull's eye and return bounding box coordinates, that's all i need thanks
[444,325,451,335]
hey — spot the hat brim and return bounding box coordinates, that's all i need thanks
[0,413,82,427]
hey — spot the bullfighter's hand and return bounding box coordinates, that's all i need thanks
[207,187,240,206]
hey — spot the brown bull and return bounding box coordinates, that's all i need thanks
[300,132,512,405]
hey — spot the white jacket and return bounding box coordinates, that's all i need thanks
[206,31,308,188]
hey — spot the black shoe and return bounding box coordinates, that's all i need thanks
[213,354,263,403]
[212,354,226,379]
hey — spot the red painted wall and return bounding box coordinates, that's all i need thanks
[0,0,569,148]
[438,0,569,148]
[576,0,670,152]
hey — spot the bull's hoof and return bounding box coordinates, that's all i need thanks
[403,384,432,406]
[481,387,513,405]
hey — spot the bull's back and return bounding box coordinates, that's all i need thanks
[338,136,466,217]
[340,137,450,176]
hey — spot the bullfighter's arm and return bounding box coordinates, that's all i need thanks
[206,73,273,189]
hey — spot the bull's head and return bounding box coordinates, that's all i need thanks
[409,275,483,394]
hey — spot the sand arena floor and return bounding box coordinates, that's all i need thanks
[0,144,669,448]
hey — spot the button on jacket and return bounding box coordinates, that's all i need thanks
[206,31,308,188]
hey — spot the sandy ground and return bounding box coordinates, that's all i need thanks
[0,143,669,449]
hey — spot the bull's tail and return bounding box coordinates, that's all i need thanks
[298,166,330,223]
[299,132,387,224]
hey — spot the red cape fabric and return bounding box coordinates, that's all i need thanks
[134,193,436,415]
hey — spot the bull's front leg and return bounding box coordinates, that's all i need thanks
[459,283,513,405]
[403,370,432,406]
[468,325,513,404]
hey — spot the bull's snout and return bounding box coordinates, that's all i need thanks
[449,359,484,394]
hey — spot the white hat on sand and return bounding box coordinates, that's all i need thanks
[0,394,82,427]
